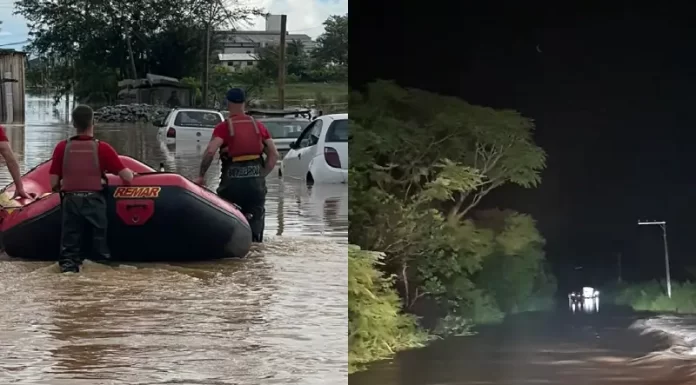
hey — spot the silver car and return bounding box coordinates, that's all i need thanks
[260,118,311,160]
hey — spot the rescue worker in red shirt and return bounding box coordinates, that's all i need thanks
[49,105,135,273]
[0,126,32,200]
[194,88,279,243]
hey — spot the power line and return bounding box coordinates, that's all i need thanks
[288,24,324,33]
[0,40,29,47]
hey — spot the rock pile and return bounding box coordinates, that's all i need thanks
[93,104,171,123]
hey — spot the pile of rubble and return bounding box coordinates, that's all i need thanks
[93,104,171,123]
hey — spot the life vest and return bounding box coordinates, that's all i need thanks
[61,137,105,192]
[224,115,264,161]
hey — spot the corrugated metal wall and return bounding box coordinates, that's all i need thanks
[0,53,25,124]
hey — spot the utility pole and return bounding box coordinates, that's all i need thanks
[203,20,211,107]
[277,14,287,110]
[617,252,622,283]
[72,58,77,108]
[64,56,72,121]
[201,0,218,108]
[126,28,137,79]
[638,220,672,298]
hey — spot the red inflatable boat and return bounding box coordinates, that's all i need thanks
[0,156,252,261]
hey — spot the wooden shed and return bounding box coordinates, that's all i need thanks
[0,50,26,124]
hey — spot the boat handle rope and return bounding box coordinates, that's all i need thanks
[0,191,47,214]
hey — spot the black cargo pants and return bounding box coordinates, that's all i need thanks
[217,159,267,243]
[58,192,110,272]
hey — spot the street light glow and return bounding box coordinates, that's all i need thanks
[638,220,666,226]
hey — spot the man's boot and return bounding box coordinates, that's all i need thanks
[59,259,80,273]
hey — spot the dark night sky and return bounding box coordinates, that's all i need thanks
[350,3,696,285]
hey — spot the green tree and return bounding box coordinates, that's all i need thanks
[146,24,209,80]
[14,0,263,101]
[313,14,347,66]
[254,40,310,81]
[208,65,270,107]
[180,76,203,105]
[287,40,305,56]
[350,81,546,221]
[348,245,428,373]
[350,103,491,316]
[26,58,50,88]
[473,209,555,313]
[349,81,551,333]
[253,14,348,83]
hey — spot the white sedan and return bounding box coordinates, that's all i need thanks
[155,108,225,145]
[280,113,348,184]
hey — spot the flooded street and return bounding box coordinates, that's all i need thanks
[0,96,347,384]
[350,308,696,385]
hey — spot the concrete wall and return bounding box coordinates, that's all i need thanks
[223,47,258,54]
[221,60,257,71]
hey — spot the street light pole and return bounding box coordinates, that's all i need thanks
[638,220,671,298]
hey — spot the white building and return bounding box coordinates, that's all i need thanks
[218,31,314,53]
[218,53,258,71]
[216,14,316,61]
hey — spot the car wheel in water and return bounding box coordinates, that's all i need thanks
[306,172,314,185]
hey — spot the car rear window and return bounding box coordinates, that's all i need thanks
[174,111,222,128]
[325,119,348,142]
[263,120,309,139]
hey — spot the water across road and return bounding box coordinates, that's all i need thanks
[0,96,348,384]
[350,307,696,385]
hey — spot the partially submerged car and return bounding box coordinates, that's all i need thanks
[154,108,224,145]
[568,286,600,301]
[247,108,314,120]
[582,286,600,298]
[261,118,310,161]
[568,286,600,313]
[281,113,348,184]
[246,108,313,170]
[568,286,599,300]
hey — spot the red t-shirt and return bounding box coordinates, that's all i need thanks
[49,136,126,177]
[212,115,272,145]
[0,126,9,142]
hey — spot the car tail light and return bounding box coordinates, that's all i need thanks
[324,147,341,168]
[166,127,176,138]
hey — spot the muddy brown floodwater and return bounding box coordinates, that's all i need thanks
[0,96,348,384]
[350,309,696,385]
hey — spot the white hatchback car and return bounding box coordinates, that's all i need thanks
[281,113,348,184]
[155,108,225,145]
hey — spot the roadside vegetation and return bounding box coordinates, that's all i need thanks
[348,245,429,373]
[19,0,347,109]
[348,81,556,371]
[607,280,696,313]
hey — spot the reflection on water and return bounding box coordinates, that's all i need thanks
[570,297,600,314]
[0,95,347,384]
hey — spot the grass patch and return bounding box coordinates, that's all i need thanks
[612,280,696,313]
[348,245,429,373]
[260,82,348,102]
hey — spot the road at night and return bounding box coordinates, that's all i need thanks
[350,307,696,385]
